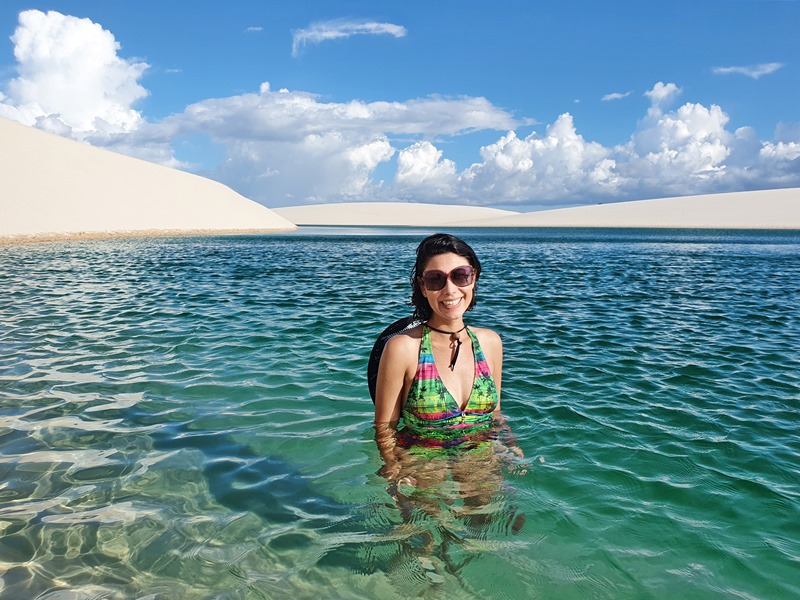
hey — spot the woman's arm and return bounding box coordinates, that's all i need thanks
[477,328,503,412]
[477,329,525,460]
[373,335,415,480]
[374,335,412,425]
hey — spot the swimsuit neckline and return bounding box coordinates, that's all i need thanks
[421,324,479,411]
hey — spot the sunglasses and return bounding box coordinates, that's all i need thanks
[420,265,475,291]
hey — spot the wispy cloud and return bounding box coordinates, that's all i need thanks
[712,62,784,79]
[292,19,407,57]
[602,91,632,101]
[245,26,263,33]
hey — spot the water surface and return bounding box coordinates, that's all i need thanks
[1,228,798,599]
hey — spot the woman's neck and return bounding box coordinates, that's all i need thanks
[426,317,465,333]
[425,318,467,371]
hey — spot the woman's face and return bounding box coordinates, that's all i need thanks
[419,252,475,323]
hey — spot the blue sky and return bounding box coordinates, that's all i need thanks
[1,1,798,210]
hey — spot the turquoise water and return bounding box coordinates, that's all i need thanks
[1,228,798,599]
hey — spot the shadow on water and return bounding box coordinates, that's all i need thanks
[149,423,351,525]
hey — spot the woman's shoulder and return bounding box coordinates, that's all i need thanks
[383,324,423,355]
[469,326,503,352]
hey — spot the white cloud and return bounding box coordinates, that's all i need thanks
[621,100,733,197]
[208,131,396,204]
[245,26,263,33]
[346,138,396,194]
[760,141,800,161]
[602,91,632,101]
[644,81,682,119]
[170,88,516,140]
[712,63,784,79]
[292,20,407,57]
[157,85,516,203]
[395,142,458,195]
[0,10,148,137]
[455,114,620,204]
[396,83,798,205]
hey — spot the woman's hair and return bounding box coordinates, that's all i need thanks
[409,233,482,320]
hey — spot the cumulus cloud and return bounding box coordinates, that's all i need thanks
[396,82,798,206]
[395,142,458,195]
[292,20,407,57]
[170,87,515,140]
[712,63,784,79]
[167,80,798,205]
[621,100,733,197]
[0,10,148,136]
[211,130,396,203]
[760,141,800,161]
[644,81,682,118]
[0,10,181,166]
[455,114,620,204]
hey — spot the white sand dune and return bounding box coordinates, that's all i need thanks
[0,118,295,243]
[455,188,800,229]
[274,202,518,226]
[4,117,797,241]
[277,189,800,229]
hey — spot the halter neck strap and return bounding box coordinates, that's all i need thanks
[424,322,467,370]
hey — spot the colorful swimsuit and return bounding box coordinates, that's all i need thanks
[401,325,498,446]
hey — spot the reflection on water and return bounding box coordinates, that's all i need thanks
[1,229,799,599]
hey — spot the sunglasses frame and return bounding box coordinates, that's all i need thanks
[419,265,476,291]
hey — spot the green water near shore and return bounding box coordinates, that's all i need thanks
[1,229,798,599]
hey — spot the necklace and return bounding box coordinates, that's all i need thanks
[426,322,467,371]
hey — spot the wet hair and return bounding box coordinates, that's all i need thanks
[409,233,481,320]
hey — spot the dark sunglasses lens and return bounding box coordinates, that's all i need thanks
[423,272,447,290]
[451,267,474,286]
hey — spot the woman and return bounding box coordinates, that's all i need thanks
[372,232,523,552]
[371,235,524,580]
[374,232,504,449]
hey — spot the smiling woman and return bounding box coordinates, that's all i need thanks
[373,233,502,431]
[370,233,525,579]
[372,232,520,458]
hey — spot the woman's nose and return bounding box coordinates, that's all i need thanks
[442,276,459,292]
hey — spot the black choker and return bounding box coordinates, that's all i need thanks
[426,323,467,371]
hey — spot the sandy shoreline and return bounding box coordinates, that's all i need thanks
[0,228,292,246]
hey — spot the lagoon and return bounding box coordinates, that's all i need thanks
[1,228,799,599]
